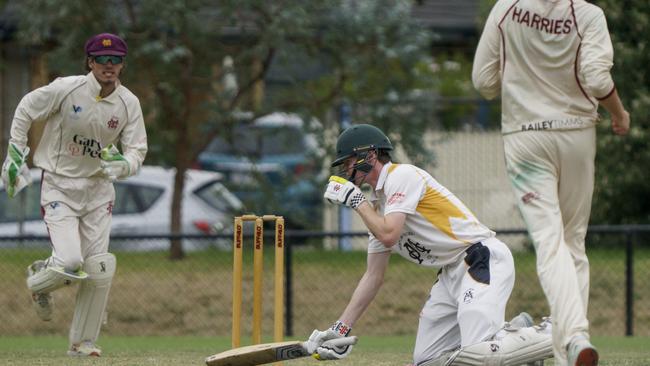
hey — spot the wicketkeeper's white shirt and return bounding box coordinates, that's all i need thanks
[367,162,495,266]
[472,0,615,134]
[9,72,147,177]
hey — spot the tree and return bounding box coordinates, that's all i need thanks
[589,0,650,225]
[11,0,440,258]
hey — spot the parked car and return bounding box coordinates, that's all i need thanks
[195,112,325,231]
[0,166,243,251]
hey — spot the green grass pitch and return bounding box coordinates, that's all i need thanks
[0,335,648,365]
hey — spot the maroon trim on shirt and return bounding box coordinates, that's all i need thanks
[596,85,616,100]
[570,0,583,39]
[571,0,595,107]
[497,0,521,75]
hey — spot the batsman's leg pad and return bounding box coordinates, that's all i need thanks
[27,262,88,294]
[69,253,116,345]
[447,327,553,366]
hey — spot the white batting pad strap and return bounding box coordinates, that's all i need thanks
[447,327,553,366]
[69,253,116,345]
[27,266,88,293]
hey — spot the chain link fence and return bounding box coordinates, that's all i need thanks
[1,226,649,340]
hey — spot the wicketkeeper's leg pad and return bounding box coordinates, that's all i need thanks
[445,327,553,366]
[69,253,116,345]
[27,262,88,294]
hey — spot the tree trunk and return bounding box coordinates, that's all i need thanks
[169,164,186,260]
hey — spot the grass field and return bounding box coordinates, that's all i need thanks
[1,241,649,365]
[0,335,648,365]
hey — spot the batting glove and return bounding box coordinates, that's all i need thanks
[314,338,356,361]
[304,320,353,358]
[323,176,366,209]
[1,142,32,198]
[100,144,130,182]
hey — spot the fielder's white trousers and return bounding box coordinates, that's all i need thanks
[413,237,515,365]
[503,128,595,365]
[40,171,115,270]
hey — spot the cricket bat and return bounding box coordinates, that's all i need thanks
[205,337,358,366]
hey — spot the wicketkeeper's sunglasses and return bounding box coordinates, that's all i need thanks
[93,55,124,65]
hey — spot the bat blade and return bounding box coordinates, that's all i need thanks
[205,341,310,366]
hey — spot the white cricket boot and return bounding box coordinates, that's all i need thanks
[509,312,534,328]
[535,317,552,334]
[27,260,54,321]
[567,334,598,366]
[67,341,102,357]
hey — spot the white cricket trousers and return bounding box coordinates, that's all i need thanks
[40,171,115,271]
[503,127,596,365]
[413,237,514,365]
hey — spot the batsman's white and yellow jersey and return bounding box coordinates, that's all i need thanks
[472,0,615,134]
[9,72,147,178]
[367,163,495,267]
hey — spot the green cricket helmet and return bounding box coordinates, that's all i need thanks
[331,124,393,168]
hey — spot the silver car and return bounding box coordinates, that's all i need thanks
[0,166,242,251]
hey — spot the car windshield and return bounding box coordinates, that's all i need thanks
[205,125,305,156]
[194,180,243,213]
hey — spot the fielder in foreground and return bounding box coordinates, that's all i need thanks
[305,124,552,366]
[473,1,630,365]
[1,32,147,356]
[205,337,358,366]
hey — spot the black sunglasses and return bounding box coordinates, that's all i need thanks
[93,55,124,65]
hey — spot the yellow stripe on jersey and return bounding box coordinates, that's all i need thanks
[416,185,468,242]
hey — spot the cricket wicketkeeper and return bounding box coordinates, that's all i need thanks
[304,124,553,365]
[1,32,147,357]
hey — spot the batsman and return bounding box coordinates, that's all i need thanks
[1,33,147,356]
[305,124,553,365]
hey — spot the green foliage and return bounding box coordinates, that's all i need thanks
[9,0,445,240]
[590,1,650,224]
[11,0,438,166]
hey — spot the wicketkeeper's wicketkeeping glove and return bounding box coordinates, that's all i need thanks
[100,144,130,182]
[1,142,32,198]
[323,175,366,209]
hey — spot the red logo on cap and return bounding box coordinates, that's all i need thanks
[102,39,112,47]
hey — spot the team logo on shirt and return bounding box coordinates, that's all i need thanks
[463,288,475,304]
[69,134,101,158]
[72,105,82,113]
[387,192,406,205]
[403,238,431,264]
[107,116,119,129]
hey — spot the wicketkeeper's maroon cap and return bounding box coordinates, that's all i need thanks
[84,33,128,56]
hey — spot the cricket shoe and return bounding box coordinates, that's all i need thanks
[493,311,534,341]
[68,341,102,357]
[567,335,598,366]
[27,260,53,321]
[509,311,534,329]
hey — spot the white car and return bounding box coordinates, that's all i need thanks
[0,166,243,251]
